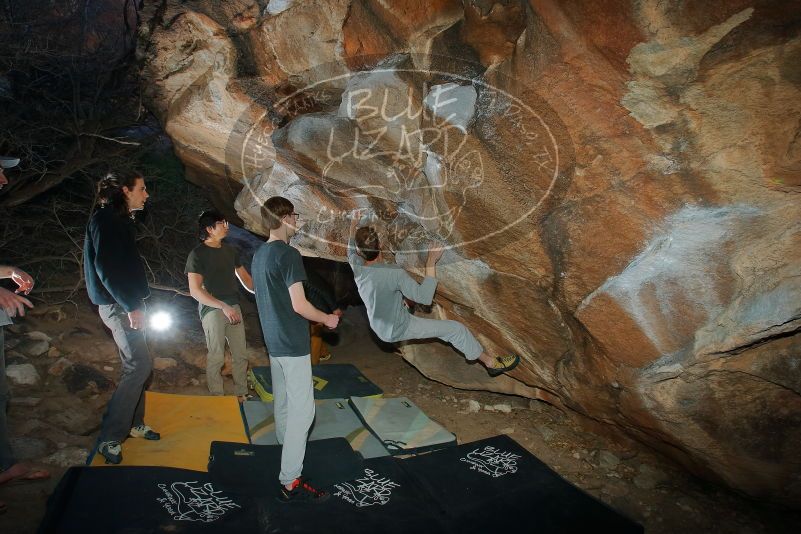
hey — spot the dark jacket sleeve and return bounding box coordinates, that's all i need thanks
[303,275,337,314]
[89,211,149,312]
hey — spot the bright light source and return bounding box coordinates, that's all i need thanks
[150,311,173,332]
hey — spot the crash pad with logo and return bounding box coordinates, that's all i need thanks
[399,434,643,533]
[38,466,259,533]
[254,434,641,533]
[259,455,448,534]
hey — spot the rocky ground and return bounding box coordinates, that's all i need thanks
[0,296,799,533]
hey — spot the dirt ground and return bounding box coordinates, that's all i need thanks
[1,297,799,533]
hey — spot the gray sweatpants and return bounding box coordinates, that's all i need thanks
[394,314,484,360]
[0,326,16,471]
[269,354,315,486]
[98,303,152,442]
[201,306,248,396]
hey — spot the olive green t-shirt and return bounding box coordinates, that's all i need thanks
[185,242,243,319]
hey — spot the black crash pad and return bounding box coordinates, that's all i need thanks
[38,466,260,533]
[258,455,449,534]
[400,434,643,534]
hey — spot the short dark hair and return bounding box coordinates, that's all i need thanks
[262,196,294,231]
[198,210,225,241]
[96,170,142,216]
[355,226,380,261]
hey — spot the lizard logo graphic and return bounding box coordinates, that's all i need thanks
[333,468,401,507]
[156,481,240,522]
[459,446,522,478]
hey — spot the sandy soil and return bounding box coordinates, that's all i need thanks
[0,298,799,533]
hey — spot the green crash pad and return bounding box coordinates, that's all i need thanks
[248,364,383,402]
[349,396,457,455]
[242,398,390,459]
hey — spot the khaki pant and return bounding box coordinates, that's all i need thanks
[201,306,248,396]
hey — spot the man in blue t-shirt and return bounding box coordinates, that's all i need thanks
[251,196,339,504]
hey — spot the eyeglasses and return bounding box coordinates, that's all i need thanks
[288,212,301,220]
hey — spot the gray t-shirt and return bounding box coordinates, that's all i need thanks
[348,238,437,342]
[252,240,310,357]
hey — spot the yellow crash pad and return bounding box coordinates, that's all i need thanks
[91,391,248,472]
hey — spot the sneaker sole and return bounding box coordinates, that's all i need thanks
[276,489,331,504]
[488,356,521,377]
[129,433,160,441]
[100,452,122,465]
[275,495,331,504]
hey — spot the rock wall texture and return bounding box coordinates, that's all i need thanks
[138,0,801,507]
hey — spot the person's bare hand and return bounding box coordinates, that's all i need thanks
[332,308,344,317]
[427,243,445,264]
[323,313,339,329]
[349,208,366,227]
[222,304,242,325]
[128,309,145,330]
[10,268,34,295]
[0,287,33,317]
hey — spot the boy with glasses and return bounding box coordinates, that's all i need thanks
[186,211,254,400]
[252,197,339,503]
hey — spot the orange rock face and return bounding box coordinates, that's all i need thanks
[139,0,801,506]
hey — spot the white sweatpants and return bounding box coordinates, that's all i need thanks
[269,354,315,485]
[394,314,484,360]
